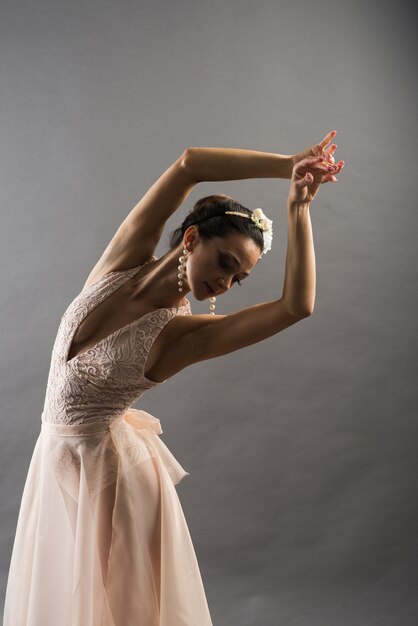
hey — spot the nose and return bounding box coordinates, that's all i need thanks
[216,276,233,293]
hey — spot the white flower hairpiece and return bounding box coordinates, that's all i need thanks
[225,207,273,257]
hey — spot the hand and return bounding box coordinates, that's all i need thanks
[288,156,340,206]
[292,130,344,183]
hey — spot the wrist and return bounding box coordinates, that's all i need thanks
[282,155,294,179]
[287,199,310,212]
[271,153,294,179]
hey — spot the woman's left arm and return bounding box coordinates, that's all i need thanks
[183,130,342,183]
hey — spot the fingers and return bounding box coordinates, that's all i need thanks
[295,155,326,169]
[295,171,313,189]
[294,155,337,176]
[322,175,337,184]
[294,156,342,189]
[318,130,337,152]
[321,160,345,183]
[324,143,337,164]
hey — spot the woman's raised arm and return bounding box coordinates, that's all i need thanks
[182,131,342,183]
[183,146,294,181]
[82,150,196,279]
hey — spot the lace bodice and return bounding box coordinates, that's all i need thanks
[41,256,192,426]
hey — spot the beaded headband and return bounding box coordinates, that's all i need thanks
[183,207,273,257]
[224,208,273,256]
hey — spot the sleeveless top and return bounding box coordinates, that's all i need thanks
[41,256,192,427]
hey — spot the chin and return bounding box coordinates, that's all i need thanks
[190,282,212,302]
[194,291,209,302]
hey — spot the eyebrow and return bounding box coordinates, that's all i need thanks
[225,252,250,277]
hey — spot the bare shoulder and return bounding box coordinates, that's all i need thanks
[145,312,224,382]
[81,254,156,291]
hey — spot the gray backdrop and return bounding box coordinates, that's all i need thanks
[1,0,417,624]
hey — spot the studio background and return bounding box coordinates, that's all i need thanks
[1,0,417,624]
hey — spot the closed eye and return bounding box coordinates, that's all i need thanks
[219,256,243,286]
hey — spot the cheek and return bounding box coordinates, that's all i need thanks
[186,258,202,285]
[189,254,212,279]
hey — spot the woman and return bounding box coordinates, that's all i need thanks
[3,132,344,625]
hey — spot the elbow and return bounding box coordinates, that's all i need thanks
[296,298,315,318]
[284,297,314,318]
[180,147,200,182]
[180,147,195,171]
[293,309,313,319]
[298,303,315,317]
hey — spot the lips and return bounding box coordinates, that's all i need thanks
[205,282,214,295]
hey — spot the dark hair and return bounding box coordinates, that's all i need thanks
[168,194,264,254]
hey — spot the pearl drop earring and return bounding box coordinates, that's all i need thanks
[178,248,188,293]
[178,246,217,315]
[209,295,216,315]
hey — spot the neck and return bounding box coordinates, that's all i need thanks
[129,245,189,308]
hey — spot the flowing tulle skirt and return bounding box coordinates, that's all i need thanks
[3,408,213,626]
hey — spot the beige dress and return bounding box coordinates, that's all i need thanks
[3,257,214,626]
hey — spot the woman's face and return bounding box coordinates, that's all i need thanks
[183,228,261,301]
